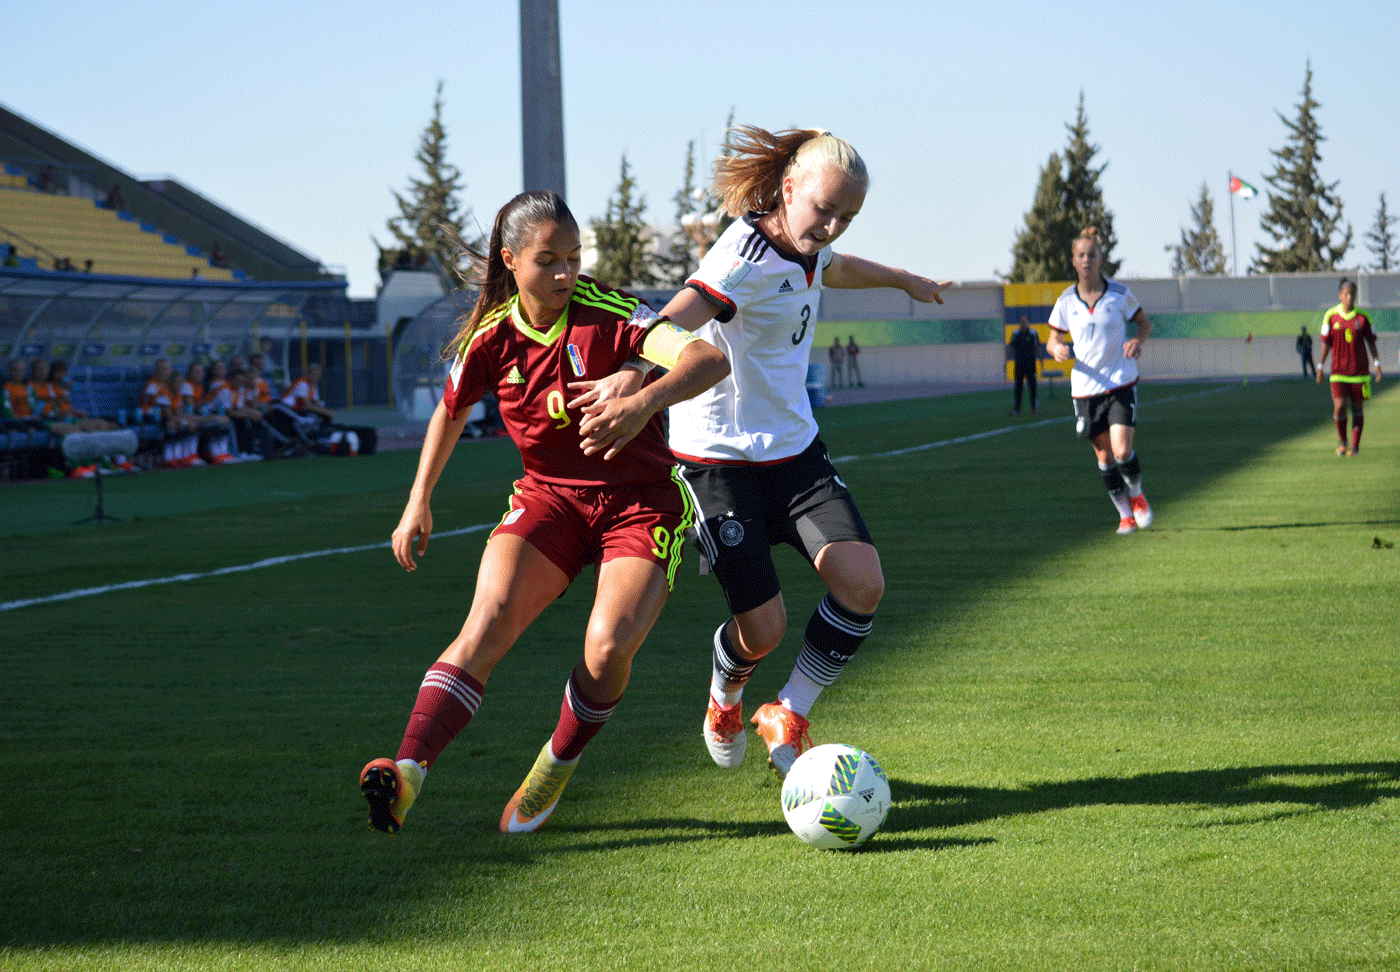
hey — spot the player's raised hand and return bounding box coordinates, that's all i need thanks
[567,367,646,410]
[391,499,433,572]
[578,396,649,459]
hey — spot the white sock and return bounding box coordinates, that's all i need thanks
[777,669,824,718]
[710,675,743,708]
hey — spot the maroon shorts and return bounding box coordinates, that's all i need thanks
[490,473,692,589]
[1330,379,1367,405]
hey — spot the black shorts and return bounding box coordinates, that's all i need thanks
[1073,384,1137,440]
[676,437,873,616]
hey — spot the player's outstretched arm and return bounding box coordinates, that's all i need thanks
[392,398,470,571]
[824,253,952,304]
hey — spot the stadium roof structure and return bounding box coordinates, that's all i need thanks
[1,102,338,284]
[0,265,347,372]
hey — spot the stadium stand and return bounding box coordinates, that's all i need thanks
[0,185,239,281]
[1,104,339,284]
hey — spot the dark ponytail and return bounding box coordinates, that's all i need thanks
[449,190,576,355]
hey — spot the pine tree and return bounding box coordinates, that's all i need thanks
[655,140,699,286]
[378,81,478,279]
[1252,62,1352,273]
[590,154,659,288]
[1169,183,1227,276]
[1363,192,1397,271]
[1061,93,1119,276]
[1009,152,1071,282]
[1008,94,1118,281]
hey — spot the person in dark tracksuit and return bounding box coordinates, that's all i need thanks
[1009,314,1040,414]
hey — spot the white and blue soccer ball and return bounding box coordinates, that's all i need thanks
[780,743,890,850]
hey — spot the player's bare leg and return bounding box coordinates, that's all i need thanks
[363,535,567,834]
[502,556,669,832]
[704,593,786,769]
[751,542,882,779]
[1093,429,1140,533]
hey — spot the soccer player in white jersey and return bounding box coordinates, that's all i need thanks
[600,127,951,778]
[1046,227,1155,535]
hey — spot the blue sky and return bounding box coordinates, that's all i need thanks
[4,0,1395,296]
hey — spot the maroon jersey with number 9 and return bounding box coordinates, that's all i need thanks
[442,276,674,487]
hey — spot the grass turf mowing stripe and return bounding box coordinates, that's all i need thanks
[0,385,1231,614]
[836,384,1230,462]
[0,522,493,613]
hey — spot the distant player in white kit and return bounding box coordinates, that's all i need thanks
[640,126,951,778]
[1046,226,1155,535]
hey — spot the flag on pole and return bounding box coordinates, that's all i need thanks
[1230,176,1257,199]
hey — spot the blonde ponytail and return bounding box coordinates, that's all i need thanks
[711,126,867,217]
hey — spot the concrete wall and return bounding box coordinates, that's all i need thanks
[818,334,1400,389]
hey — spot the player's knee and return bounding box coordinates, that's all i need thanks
[735,614,786,656]
[836,572,884,616]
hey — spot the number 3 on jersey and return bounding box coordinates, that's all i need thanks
[791,304,811,345]
[546,389,571,429]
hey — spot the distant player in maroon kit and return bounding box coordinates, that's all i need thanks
[359,190,728,835]
[1317,278,1382,456]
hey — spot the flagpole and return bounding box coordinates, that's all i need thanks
[1229,169,1238,276]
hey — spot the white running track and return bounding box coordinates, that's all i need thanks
[1,387,1229,614]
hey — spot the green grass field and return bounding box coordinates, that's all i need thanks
[2,379,1397,971]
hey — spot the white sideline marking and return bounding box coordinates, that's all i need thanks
[4,385,1232,613]
[0,523,493,613]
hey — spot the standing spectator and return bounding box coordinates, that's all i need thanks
[3,244,19,268]
[845,335,863,387]
[1008,314,1040,414]
[827,337,845,388]
[103,185,126,211]
[1296,327,1316,379]
[1317,278,1382,456]
[1046,226,1154,536]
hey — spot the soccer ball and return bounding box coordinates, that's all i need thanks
[780,743,890,850]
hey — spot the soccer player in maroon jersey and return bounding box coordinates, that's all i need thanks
[1317,278,1382,456]
[359,190,727,834]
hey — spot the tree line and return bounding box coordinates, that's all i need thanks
[384,70,1396,292]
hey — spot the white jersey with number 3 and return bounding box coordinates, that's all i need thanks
[1048,278,1142,398]
[668,214,832,464]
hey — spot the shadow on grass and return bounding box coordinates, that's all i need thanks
[538,816,992,855]
[885,761,1400,833]
[1189,518,1400,532]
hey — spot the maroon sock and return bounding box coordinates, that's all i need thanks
[549,673,619,762]
[1352,413,1364,451]
[1335,416,1348,444]
[396,662,484,768]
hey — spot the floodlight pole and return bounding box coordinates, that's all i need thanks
[520,0,567,201]
[1228,169,1237,276]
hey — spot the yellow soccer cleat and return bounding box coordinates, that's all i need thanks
[752,701,812,781]
[360,757,423,834]
[500,743,577,833]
